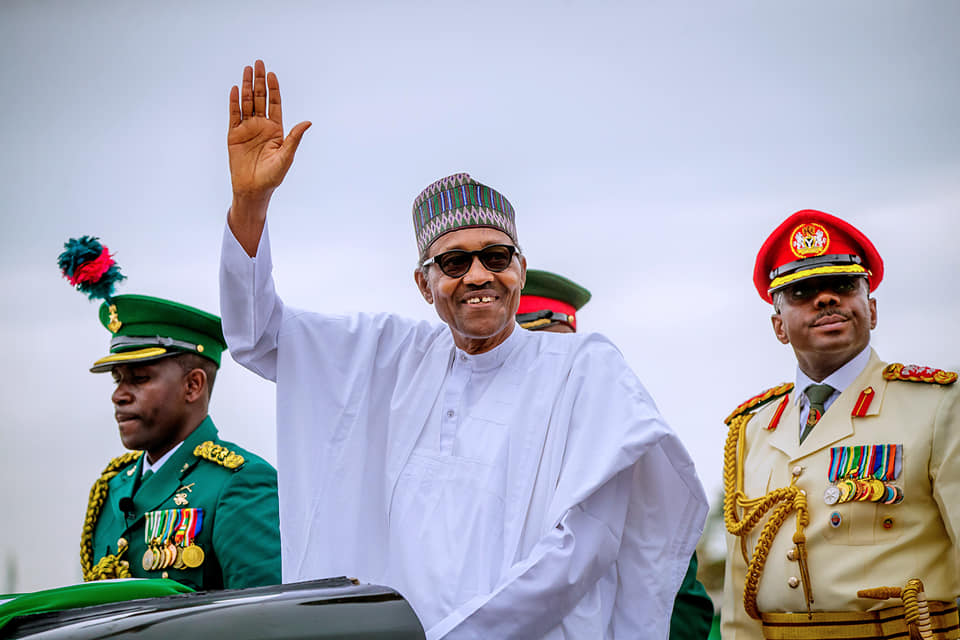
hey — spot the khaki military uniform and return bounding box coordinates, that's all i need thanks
[722,350,960,639]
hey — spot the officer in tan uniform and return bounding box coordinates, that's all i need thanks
[721,210,960,639]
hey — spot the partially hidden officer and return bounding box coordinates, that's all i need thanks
[80,294,281,590]
[721,210,959,639]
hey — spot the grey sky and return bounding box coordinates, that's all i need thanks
[2,0,958,592]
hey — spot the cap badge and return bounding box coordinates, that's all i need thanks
[107,304,122,333]
[790,222,830,259]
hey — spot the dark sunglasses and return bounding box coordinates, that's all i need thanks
[421,244,520,278]
[784,275,864,302]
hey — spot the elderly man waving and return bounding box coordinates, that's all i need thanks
[219,60,707,640]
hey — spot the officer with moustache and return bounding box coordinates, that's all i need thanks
[721,210,959,639]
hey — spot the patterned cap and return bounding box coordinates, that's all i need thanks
[90,294,227,373]
[754,209,884,303]
[412,173,518,257]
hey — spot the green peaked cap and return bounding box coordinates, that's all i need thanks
[91,294,227,373]
[521,270,592,310]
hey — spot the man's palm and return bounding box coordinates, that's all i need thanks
[228,117,290,196]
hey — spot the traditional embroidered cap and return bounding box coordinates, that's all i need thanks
[517,269,591,331]
[754,209,884,303]
[90,294,227,373]
[412,172,518,258]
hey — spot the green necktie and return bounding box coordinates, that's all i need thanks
[800,383,834,444]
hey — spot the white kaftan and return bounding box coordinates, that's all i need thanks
[219,222,708,639]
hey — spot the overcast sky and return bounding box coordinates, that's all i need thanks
[2,0,958,593]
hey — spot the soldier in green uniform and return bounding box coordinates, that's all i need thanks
[80,294,281,590]
[518,269,715,640]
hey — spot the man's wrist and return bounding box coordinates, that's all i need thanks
[231,192,273,217]
[228,193,272,257]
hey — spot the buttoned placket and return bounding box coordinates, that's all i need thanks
[439,352,472,455]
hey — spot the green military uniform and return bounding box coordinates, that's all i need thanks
[519,270,715,639]
[87,416,280,590]
[671,553,715,640]
[77,293,281,591]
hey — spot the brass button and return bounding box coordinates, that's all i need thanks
[788,576,800,589]
[161,571,169,579]
[786,549,797,561]
[792,465,803,477]
[117,537,127,548]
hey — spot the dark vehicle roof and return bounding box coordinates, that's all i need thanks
[4,577,425,639]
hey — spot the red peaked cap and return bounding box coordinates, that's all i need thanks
[753,209,884,303]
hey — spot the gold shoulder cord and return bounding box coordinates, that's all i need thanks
[723,412,814,619]
[80,451,142,581]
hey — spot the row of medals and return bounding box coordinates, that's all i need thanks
[823,477,903,506]
[143,538,205,571]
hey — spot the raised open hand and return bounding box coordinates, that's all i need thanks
[228,60,311,200]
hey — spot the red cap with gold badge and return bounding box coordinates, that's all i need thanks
[754,209,884,303]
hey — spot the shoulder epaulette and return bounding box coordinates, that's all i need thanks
[101,450,142,477]
[193,441,246,470]
[724,383,794,425]
[883,363,957,385]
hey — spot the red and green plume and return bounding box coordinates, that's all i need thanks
[58,236,126,302]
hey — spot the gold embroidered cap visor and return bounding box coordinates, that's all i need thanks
[767,260,870,293]
[90,294,226,373]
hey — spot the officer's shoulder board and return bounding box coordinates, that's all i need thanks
[724,382,794,426]
[883,363,958,386]
[101,450,142,478]
[193,440,246,470]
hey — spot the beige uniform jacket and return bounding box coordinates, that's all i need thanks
[722,349,960,639]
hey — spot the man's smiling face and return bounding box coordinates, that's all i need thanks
[415,227,526,354]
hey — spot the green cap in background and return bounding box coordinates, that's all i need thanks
[517,269,592,331]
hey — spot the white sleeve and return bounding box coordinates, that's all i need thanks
[425,468,631,640]
[219,219,284,381]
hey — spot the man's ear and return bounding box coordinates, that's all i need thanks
[771,313,789,345]
[518,254,527,289]
[414,268,434,305]
[183,368,207,403]
[868,297,878,330]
